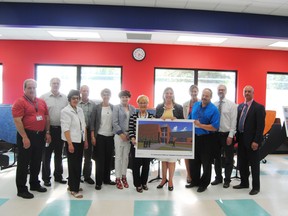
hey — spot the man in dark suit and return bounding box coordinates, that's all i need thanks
[233,85,265,195]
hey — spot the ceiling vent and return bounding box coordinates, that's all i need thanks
[126,33,152,40]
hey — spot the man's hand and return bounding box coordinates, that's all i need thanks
[226,137,233,146]
[68,143,74,153]
[84,140,88,149]
[91,136,96,146]
[22,137,31,149]
[45,133,51,144]
[251,142,259,151]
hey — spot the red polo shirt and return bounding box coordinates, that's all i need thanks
[12,96,49,131]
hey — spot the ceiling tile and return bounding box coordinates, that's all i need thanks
[243,2,281,15]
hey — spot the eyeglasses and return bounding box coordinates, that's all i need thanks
[138,102,148,105]
[71,96,79,100]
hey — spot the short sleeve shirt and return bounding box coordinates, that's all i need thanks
[12,96,49,131]
[189,101,220,135]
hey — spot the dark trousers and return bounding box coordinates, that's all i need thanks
[189,134,215,188]
[16,130,45,193]
[237,134,260,190]
[94,134,114,186]
[130,145,150,188]
[83,129,92,179]
[213,132,234,183]
[42,126,64,182]
[65,141,84,192]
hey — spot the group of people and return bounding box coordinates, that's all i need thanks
[12,77,265,200]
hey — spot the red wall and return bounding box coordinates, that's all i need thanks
[1,40,288,107]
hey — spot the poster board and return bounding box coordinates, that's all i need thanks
[135,118,195,159]
[283,106,288,137]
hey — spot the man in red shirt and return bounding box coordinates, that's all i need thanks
[12,79,51,199]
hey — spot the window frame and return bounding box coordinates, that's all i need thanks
[154,67,237,107]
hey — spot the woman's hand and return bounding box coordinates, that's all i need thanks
[131,137,137,145]
[120,133,128,141]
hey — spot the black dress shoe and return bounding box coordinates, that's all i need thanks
[30,186,47,192]
[17,191,34,199]
[95,185,102,190]
[185,183,198,188]
[136,187,143,193]
[84,178,95,185]
[44,181,51,187]
[223,182,230,188]
[197,186,207,193]
[233,184,249,189]
[249,189,259,195]
[55,179,67,184]
[104,180,116,185]
[142,185,148,190]
[211,179,223,185]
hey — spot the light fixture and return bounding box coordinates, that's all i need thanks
[177,35,227,44]
[269,41,288,48]
[48,31,100,39]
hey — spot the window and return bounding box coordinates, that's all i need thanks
[266,73,288,122]
[36,65,77,97]
[35,65,121,104]
[0,65,2,103]
[154,68,195,106]
[154,68,236,106]
[198,70,236,103]
[80,66,121,105]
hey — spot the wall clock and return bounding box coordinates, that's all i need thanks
[132,48,146,61]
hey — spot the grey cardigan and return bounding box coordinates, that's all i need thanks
[112,104,136,135]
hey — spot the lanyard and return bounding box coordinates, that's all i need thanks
[24,95,38,112]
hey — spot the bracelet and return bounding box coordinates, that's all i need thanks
[46,130,50,134]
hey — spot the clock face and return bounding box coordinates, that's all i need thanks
[133,48,146,61]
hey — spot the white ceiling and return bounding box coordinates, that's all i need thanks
[1,0,288,50]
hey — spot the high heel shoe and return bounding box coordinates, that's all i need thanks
[157,179,168,189]
[168,185,174,191]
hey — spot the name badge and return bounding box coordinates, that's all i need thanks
[36,115,43,121]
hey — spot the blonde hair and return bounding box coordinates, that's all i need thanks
[136,95,149,104]
[162,87,175,103]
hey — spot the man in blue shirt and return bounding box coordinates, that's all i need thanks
[186,88,220,192]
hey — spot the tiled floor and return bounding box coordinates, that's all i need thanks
[0,154,288,216]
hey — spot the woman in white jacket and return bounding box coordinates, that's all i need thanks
[61,89,88,198]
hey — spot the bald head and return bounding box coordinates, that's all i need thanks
[201,88,213,106]
[243,85,254,102]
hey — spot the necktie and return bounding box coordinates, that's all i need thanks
[218,100,223,116]
[238,104,248,132]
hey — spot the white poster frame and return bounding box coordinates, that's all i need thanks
[135,118,195,159]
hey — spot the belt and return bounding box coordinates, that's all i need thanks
[25,129,45,135]
[196,133,212,137]
[217,132,229,136]
[50,126,61,129]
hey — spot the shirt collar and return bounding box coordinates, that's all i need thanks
[245,99,253,107]
[49,91,63,97]
[79,99,91,104]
